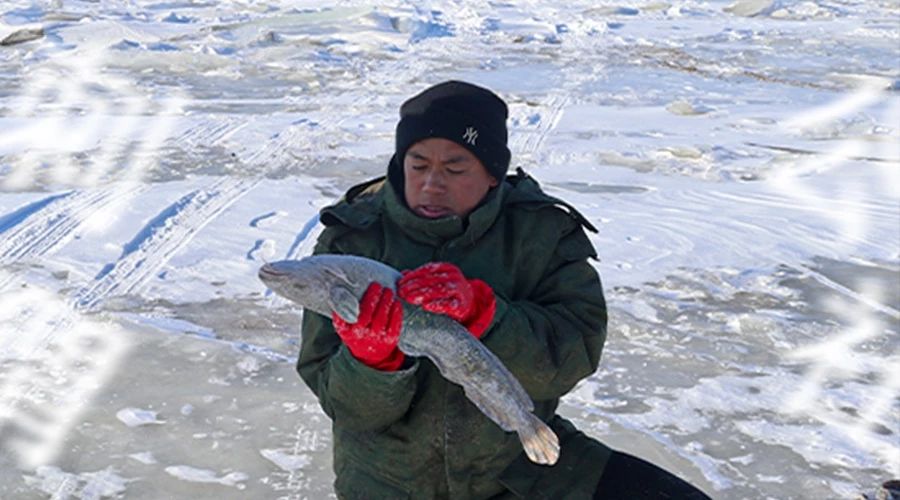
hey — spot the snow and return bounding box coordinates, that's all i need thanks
[0,0,898,498]
[260,448,312,472]
[164,465,248,488]
[22,466,129,500]
[115,408,166,428]
[127,452,158,465]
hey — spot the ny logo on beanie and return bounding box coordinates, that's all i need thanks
[463,127,478,146]
[394,81,511,180]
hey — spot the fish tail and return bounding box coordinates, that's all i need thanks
[518,414,560,466]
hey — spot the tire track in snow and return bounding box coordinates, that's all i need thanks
[239,92,379,170]
[0,192,72,236]
[510,92,570,156]
[74,177,260,311]
[166,115,249,165]
[0,176,265,470]
[240,120,320,169]
[0,184,146,267]
[176,116,249,149]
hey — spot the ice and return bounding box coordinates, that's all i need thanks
[23,466,129,500]
[260,448,312,472]
[164,465,248,488]
[723,0,773,18]
[1,0,898,498]
[665,99,715,116]
[128,452,158,465]
[0,26,44,46]
[116,407,166,427]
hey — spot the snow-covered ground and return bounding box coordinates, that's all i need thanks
[0,0,897,498]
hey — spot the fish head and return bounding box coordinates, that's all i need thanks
[259,255,402,319]
[259,260,306,295]
[259,257,365,318]
[259,260,333,310]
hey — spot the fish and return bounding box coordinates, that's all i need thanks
[258,254,560,465]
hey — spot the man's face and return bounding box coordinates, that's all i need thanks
[403,138,499,219]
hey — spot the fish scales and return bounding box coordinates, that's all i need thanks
[259,254,560,465]
[398,306,534,432]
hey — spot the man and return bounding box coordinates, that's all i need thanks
[297,81,710,499]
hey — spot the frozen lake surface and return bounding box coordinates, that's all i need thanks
[0,0,898,498]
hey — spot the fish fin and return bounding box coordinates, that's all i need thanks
[329,285,359,323]
[517,414,560,466]
[323,266,356,288]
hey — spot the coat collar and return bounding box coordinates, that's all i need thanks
[382,177,506,247]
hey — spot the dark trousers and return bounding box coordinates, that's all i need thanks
[594,450,713,500]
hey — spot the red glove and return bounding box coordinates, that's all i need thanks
[332,282,405,371]
[398,262,496,338]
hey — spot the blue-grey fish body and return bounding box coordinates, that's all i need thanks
[259,254,560,465]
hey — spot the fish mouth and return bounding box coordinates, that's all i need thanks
[258,263,286,280]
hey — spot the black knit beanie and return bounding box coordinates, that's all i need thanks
[391,81,511,182]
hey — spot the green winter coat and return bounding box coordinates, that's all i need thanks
[296,169,610,499]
